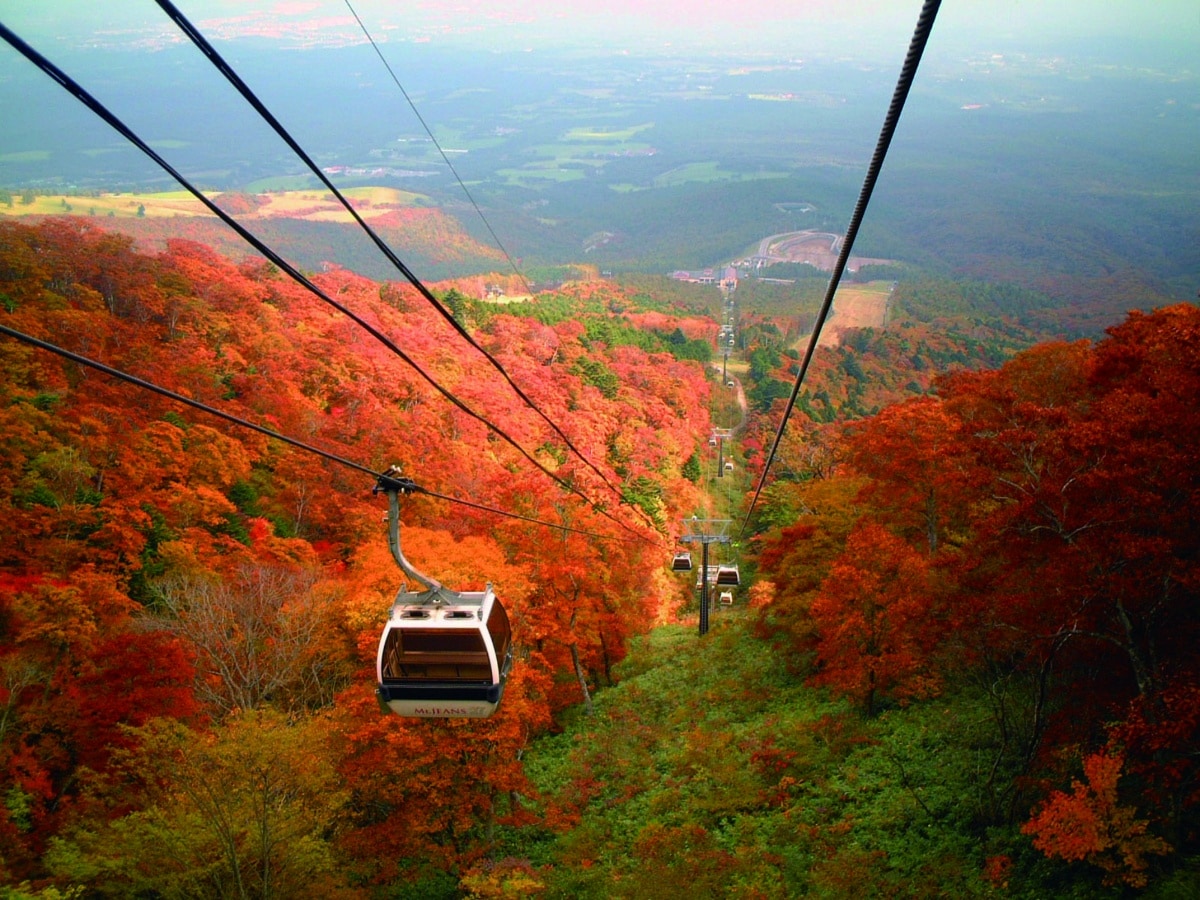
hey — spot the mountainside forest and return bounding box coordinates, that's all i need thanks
[0,218,1198,897]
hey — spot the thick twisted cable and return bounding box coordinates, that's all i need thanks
[740,0,942,538]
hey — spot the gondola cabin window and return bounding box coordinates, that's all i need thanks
[382,627,492,681]
[486,599,512,662]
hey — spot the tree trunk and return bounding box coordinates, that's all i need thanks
[569,641,594,717]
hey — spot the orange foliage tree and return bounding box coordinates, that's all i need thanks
[1023,750,1170,887]
[808,523,941,715]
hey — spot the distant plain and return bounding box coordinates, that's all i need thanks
[1,37,1195,319]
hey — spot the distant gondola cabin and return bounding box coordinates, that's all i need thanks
[716,564,741,586]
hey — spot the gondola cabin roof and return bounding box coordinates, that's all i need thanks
[376,585,513,719]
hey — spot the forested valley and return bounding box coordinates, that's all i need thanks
[0,219,1197,897]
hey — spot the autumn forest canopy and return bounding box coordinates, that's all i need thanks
[0,214,1196,898]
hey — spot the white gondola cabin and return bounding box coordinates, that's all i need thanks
[672,551,693,571]
[373,468,513,718]
[376,585,512,718]
[716,564,741,586]
[719,590,734,606]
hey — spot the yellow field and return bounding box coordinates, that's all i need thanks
[0,187,429,222]
[252,190,328,213]
[562,123,654,141]
[0,192,208,219]
[815,282,893,347]
[341,186,423,205]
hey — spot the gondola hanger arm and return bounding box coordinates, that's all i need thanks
[374,466,444,595]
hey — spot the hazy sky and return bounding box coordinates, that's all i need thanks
[4,0,1199,59]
